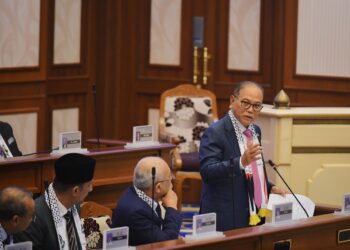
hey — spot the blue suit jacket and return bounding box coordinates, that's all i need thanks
[111,187,182,246]
[199,115,273,231]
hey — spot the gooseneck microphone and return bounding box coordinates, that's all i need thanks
[22,147,59,157]
[268,160,309,218]
[92,84,101,148]
[151,167,156,240]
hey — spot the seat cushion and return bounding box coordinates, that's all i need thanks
[180,152,200,171]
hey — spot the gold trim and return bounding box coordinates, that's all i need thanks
[337,228,350,244]
[293,119,350,125]
[273,239,292,249]
[292,147,350,154]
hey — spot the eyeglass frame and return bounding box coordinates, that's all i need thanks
[233,95,263,112]
[156,173,176,184]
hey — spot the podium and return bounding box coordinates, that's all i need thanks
[256,105,350,207]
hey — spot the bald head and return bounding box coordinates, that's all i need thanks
[133,157,170,190]
[0,186,33,221]
[232,81,264,97]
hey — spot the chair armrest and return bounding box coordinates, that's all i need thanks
[170,148,183,170]
[159,131,181,144]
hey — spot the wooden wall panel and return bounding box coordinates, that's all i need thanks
[281,0,350,107]
[0,0,96,153]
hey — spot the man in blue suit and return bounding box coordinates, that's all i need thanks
[112,157,182,246]
[199,81,287,231]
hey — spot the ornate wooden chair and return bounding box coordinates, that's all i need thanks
[80,201,113,249]
[159,84,218,209]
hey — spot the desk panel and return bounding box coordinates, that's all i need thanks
[0,143,174,208]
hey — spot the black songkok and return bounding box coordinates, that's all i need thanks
[55,153,95,184]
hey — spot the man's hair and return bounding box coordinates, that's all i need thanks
[232,81,264,97]
[133,157,167,190]
[52,179,84,193]
[0,186,33,220]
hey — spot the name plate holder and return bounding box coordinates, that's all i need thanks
[51,131,88,155]
[103,226,135,250]
[5,241,32,250]
[185,213,224,241]
[265,202,294,226]
[125,125,160,149]
[335,193,350,216]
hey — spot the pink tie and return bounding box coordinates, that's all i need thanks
[243,129,262,208]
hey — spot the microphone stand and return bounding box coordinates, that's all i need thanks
[151,167,156,240]
[22,147,59,157]
[268,160,309,218]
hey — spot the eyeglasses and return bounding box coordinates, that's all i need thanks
[234,96,263,112]
[156,174,176,183]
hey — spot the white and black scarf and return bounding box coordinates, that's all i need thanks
[228,110,269,223]
[44,184,86,250]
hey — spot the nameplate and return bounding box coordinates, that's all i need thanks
[124,125,159,149]
[51,131,88,155]
[271,202,293,224]
[342,193,350,214]
[5,241,32,250]
[103,226,135,250]
[185,213,224,241]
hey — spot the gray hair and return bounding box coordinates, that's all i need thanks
[0,186,33,220]
[133,157,167,190]
[232,81,264,97]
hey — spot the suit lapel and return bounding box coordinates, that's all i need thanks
[223,115,241,157]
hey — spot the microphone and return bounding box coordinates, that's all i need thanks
[22,147,59,157]
[92,84,101,148]
[151,166,156,240]
[268,160,309,218]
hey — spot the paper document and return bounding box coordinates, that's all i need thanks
[267,194,315,219]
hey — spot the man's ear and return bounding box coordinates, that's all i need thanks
[155,183,161,193]
[229,95,235,109]
[71,185,80,197]
[12,214,19,225]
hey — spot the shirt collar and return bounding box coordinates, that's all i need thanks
[0,223,7,242]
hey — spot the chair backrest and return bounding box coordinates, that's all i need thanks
[160,84,218,154]
[80,201,113,218]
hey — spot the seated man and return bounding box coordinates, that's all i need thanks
[0,186,35,248]
[0,121,22,157]
[112,156,182,246]
[14,153,96,250]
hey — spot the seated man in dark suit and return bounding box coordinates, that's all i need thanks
[0,121,22,157]
[112,156,182,246]
[0,186,35,248]
[14,153,96,250]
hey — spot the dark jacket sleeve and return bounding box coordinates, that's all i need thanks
[199,125,242,183]
[128,207,182,246]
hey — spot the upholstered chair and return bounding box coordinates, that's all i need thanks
[159,84,218,209]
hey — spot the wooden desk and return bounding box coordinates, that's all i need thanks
[0,143,175,208]
[136,214,350,250]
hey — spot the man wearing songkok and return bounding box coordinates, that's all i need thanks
[0,187,35,249]
[14,153,96,250]
[199,81,288,231]
[112,156,182,246]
